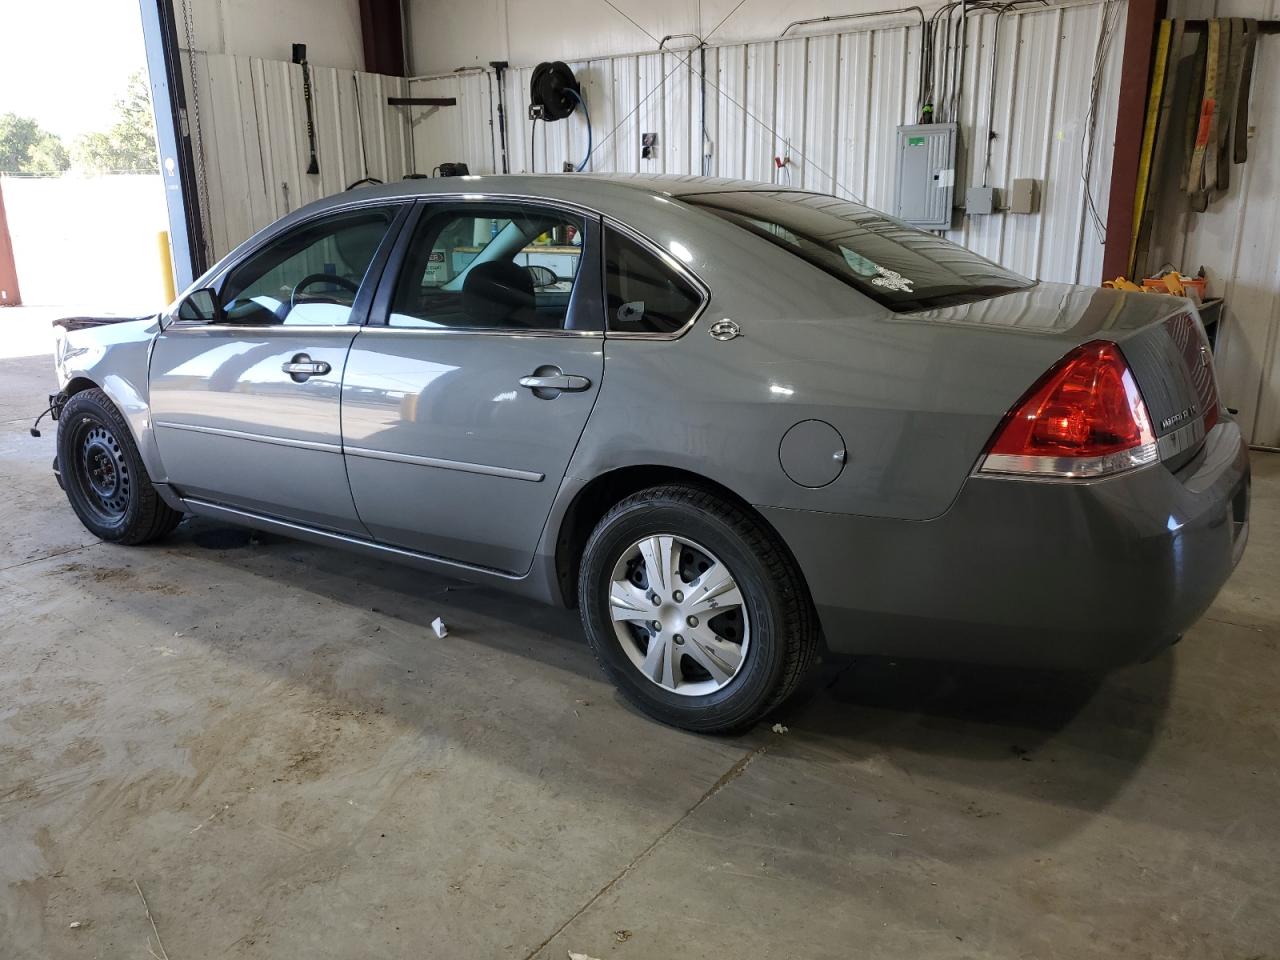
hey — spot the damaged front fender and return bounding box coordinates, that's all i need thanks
[53,314,169,488]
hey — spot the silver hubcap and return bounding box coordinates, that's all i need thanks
[608,534,750,697]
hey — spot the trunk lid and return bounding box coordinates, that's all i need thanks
[1119,310,1220,469]
[900,283,1220,469]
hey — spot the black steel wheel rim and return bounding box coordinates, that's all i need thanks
[71,418,132,525]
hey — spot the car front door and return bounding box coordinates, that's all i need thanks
[341,199,603,574]
[150,202,406,533]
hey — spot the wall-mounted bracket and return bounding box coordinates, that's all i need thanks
[388,97,458,107]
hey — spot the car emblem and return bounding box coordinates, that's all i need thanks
[1161,404,1198,430]
[709,319,741,341]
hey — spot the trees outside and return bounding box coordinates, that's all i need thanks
[0,113,70,174]
[0,70,157,176]
[26,135,71,174]
[72,71,159,174]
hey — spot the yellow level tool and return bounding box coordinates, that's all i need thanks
[1129,18,1172,277]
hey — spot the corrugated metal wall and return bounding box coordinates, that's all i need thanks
[406,71,497,175]
[415,0,1127,286]
[191,2,1125,291]
[1152,0,1280,446]
[187,52,414,261]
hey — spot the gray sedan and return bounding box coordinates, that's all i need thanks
[47,175,1250,732]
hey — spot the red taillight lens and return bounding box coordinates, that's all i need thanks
[981,341,1158,478]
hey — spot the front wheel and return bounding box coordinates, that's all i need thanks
[579,484,818,733]
[56,388,183,545]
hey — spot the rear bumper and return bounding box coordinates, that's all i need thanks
[762,420,1250,670]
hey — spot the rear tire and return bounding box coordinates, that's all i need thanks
[57,388,183,545]
[579,484,818,733]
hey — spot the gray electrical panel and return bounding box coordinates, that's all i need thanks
[894,123,958,229]
[965,185,996,216]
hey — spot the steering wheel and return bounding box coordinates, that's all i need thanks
[290,274,360,310]
[524,264,558,289]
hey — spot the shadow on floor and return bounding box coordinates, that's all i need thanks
[158,515,1171,825]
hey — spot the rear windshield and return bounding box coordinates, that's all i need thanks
[684,190,1033,312]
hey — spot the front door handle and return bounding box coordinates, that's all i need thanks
[519,371,592,393]
[282,354,331,382]
[519,374,592,391]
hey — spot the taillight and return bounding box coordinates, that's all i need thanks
[979,341,1158,479]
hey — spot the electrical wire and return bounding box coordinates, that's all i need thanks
[583,0,693,167]
[353,74,371,181]
[700,44,710,176]
[690,56,862,200]
[703,0,752,42]
[598,0,660,47]
[952,0,967,123]
[566,88,593,171]
[584,0,860,198]
[921,0,1025,124]
[1081,0,1122,242]
[530,117,537,173]
[585,51,692,166]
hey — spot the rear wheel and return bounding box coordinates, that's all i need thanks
[579,484,818,733]
[57,388,183,545]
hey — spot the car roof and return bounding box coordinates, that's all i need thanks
[322,173,799,214]
[201,173,806,290]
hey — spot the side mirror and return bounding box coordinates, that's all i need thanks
[177,288,221,323]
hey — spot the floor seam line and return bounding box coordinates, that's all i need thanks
[520,743,767,960]
[1203,614,1270,630]
[0,542,97,573]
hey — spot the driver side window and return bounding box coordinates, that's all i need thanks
[218,206,398,326]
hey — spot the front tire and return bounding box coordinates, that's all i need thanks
[579,484,818,733]
[57,388,183,545]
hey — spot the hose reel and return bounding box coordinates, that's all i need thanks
[528,61,581,121]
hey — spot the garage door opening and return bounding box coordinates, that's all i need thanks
[0,0,170,358]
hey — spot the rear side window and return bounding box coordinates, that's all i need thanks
[604,228,704,335]
[390,203,586,331]
[684,191,1032,312]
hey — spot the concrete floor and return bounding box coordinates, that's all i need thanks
[2,348,1278,960]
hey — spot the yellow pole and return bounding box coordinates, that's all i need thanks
[156,231,177,304]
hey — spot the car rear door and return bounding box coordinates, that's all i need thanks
[150,202,408,533]
[340,198,604,574]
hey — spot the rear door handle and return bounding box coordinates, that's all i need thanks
[282,354,331,381]
[519,373,592,392]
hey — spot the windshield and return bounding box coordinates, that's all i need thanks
[684,190,1033,312]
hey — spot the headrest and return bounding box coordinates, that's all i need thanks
[462,260,535,327]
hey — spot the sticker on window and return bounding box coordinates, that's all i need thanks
[425,249,448,285]
[617,300,645,323]
[870,266,914,293]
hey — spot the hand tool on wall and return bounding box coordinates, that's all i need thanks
[1186,18,1258,210]
[1226,19,1258,166]
[1179,27,1207,194]
[1130,19,1174,276]
[293,43,320,175]
[1186,20,1219,210]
